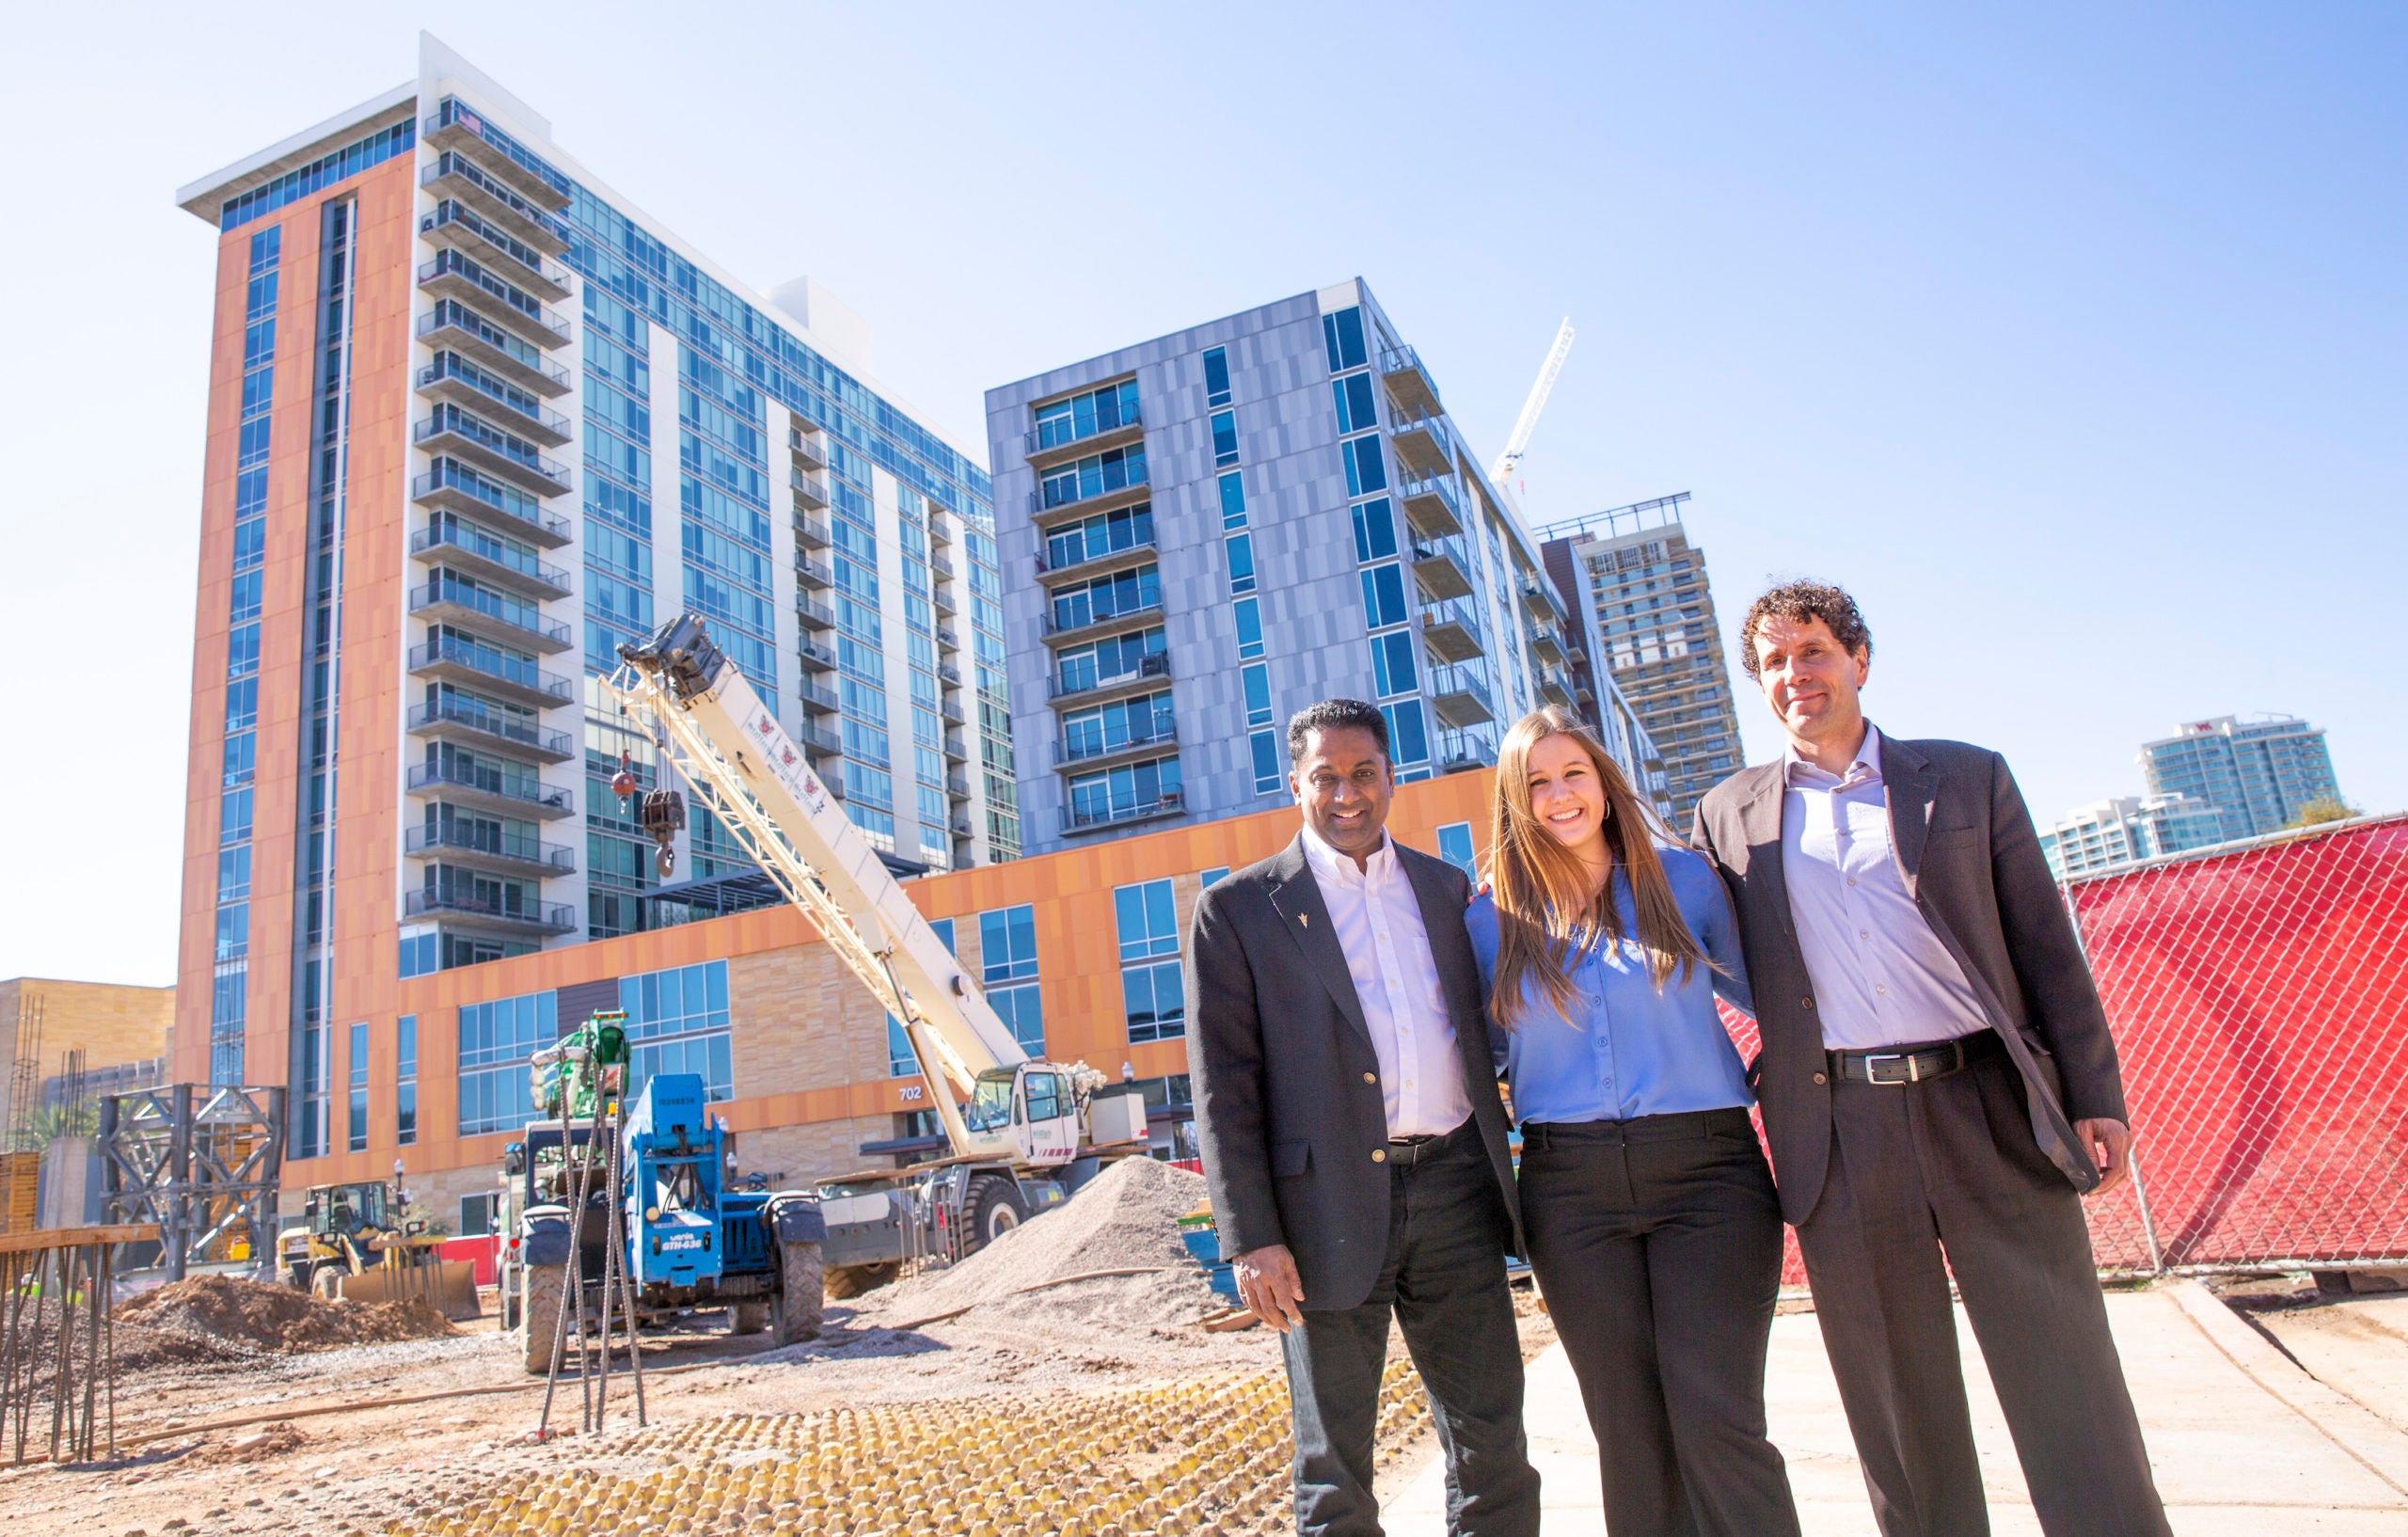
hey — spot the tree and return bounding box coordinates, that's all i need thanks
[2285,797,2357,829]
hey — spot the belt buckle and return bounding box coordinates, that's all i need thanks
[1861,1051,1916,1085]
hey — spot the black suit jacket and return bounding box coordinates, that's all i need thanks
[1187,832,1523,1312]
[1690,734,2130,1226]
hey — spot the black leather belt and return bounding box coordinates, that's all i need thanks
[1830,1030,1998,1085]
[1386,1117,1475,1167]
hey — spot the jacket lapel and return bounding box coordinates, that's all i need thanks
[1735,764,1797,936]
[1264,834,1376,1055]
[1880,733,1938,900]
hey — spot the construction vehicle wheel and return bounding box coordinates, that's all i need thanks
[822,1260,901,1300]
[730,1300,769,1336]
[311,1265,345,1303]
[522,1266,567,1374]
[963,1175,1028,1253]
[774,1240,823,1345]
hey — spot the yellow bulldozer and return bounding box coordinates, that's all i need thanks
[277,1178,479,1320]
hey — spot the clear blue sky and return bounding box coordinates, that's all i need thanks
[2,3,2399,984]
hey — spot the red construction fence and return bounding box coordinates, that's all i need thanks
[2064,814,2408,1274]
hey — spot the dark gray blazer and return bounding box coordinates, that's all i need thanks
[1187,832,1523,1312]
[1690,734,2130,1226]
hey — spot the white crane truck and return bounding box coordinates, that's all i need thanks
[602,613,1150,1298]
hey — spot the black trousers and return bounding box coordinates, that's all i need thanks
[1796,1049,2172,1537]
[1282,1123,1541,1537]
[1520,1108,1799,1537]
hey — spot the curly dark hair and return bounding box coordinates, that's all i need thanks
[1287,699,1387,764]
[1737,580,1873,679]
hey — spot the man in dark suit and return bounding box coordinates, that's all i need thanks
[1690,581,2171,1537]
[1189,700,1538,1537]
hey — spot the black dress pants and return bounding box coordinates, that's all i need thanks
[1520,1108,1799,1537]
[1796,1049,2172,1537]
[1282,1124,1540,1537]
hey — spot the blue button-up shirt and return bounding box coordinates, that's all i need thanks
[1466,846,1755,1126]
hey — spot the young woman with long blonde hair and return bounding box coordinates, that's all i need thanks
[1465,707,1798,1537]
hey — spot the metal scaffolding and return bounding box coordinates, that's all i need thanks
[96,1085,286,1280]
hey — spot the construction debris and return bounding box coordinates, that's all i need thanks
[115,1274,455,1355]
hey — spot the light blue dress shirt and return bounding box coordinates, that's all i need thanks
[1466,846,1756,1126]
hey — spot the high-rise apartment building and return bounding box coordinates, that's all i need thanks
[2038,794,2229,879]
[1539,496,1744,828]
[170,37,1012,1154]
[984,280,1665,854]
[2140,715,2341,839]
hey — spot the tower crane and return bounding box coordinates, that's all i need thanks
[1489,317,1576,488]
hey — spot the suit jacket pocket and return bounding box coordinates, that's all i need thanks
[1272,1139,1313,1178]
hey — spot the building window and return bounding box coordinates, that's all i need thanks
[1436,822,1477,881]
[1340,434,1386,497]
[347,1022,369,1153]
[1323,307,1369,373]
[1241,663,1274,729]
[459,1193,499,1238]
[1217,470,1246,530]
[396,1014,418,1147]
[1225,533,1256,594]
[399,930,439,979]
[458,989,556,1136]
[1203,346,1231,407]
[980,905,1043,1054]
[1332,372,1378,434]
[621,960,733,1101]
[1384,700,1431,767]
[1360,563,1408,630]
[1199,866,1229,889]
[1117,879,1184,1043]
[1211,410,1240,467]
[1034,378,1140,452]
[1233,598,1264,660]
[1352,499,1397,563]
[1371,631,1418,699]
[1251,732,1282,795]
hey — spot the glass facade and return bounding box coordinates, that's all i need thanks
[1573,516,1744,826]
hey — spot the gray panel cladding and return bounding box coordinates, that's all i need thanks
[986,293,1383,853]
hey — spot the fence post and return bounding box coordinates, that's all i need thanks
[2126,1147,2165,1275]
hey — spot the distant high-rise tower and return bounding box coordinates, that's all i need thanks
[2139,715,2341,839]
[1540,496,1744,829]
[2038,795,2229,879]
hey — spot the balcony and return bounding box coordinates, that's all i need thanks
[404,761,575,820]
[413,460,571,547]
[424,98,573,211]
[792,468,830,511]
[1389,414,1453,480]
[1420,601,1485,666]
[1058,721,1179,773]
[1576,676,1595,704]
[1409,545,1475,603]
[929,552,957,585]
[794,509,832,550]
[1519,577,1558,621]
[798,677,840,714]
[1061,790,1186,836]
[415,249,573,348]
[404,887,578,937]
[405,698,577,763]
[1399,476,1465,539]
[795,552,834,591]
[1528,624,1569,668]
[795,594,836,631]
[422,152,572,256]
[946,768,972,800]
[950,813,974,838]
[1023,402,1144,468]
[1378,346,1443,419]
[937,661,963,689]
[788,424,829,471]
[418,202,570,302]
[943,731,970,763]
[408,637,574,710]
[935,626,962,654]
[409,521,572,601]
[927,507,955,547]
[417,303,571,400]
[795,721,844,763]
[1037,535,1157,588]
[404,822,576,879]
[1033,456,1149,521]
[1428,676,1496,731]
[415,355,572,447]
[413,407,572,499]
[941,697,967,727]
[407,578,573,655]
[1043,597,1165,647]
[1049,651,1171,705]
[1535,668,1576,707]
[797,635,838,672]
[931,582,958,618]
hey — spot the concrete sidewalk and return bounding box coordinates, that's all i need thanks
[1389,1279,2408,1535]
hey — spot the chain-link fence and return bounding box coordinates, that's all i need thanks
[2064,813,2408,1276]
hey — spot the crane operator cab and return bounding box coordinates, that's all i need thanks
[964,1064,1084,1169]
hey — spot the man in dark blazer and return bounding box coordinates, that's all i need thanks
[1691,581,2170,1537]
[1189,700,1538,1537]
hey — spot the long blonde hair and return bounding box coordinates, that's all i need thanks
[1486,706,1705,1029]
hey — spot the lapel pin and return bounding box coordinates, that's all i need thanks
[1301,913,1310,927]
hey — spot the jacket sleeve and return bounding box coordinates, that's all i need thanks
[1986,752,2131,1124]
[1186,885,1286,1258]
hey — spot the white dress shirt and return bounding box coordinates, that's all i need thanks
[1300,827,1473,1139]
[1781,723,1988,1051]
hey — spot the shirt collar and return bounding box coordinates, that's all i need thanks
[1301,822,1397,887]
[1783,721,1883,791]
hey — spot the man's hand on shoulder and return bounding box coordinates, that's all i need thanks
[2077,1117,2133,1198]
[1233,1243,1307,1333]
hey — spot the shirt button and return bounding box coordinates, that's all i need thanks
[1859,930,1869,940]
[1847,878,1858,887]
[1371,1149,1387,1164]
[1877,985,1887,995]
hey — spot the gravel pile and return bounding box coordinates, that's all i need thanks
[116,1274,458,1354]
